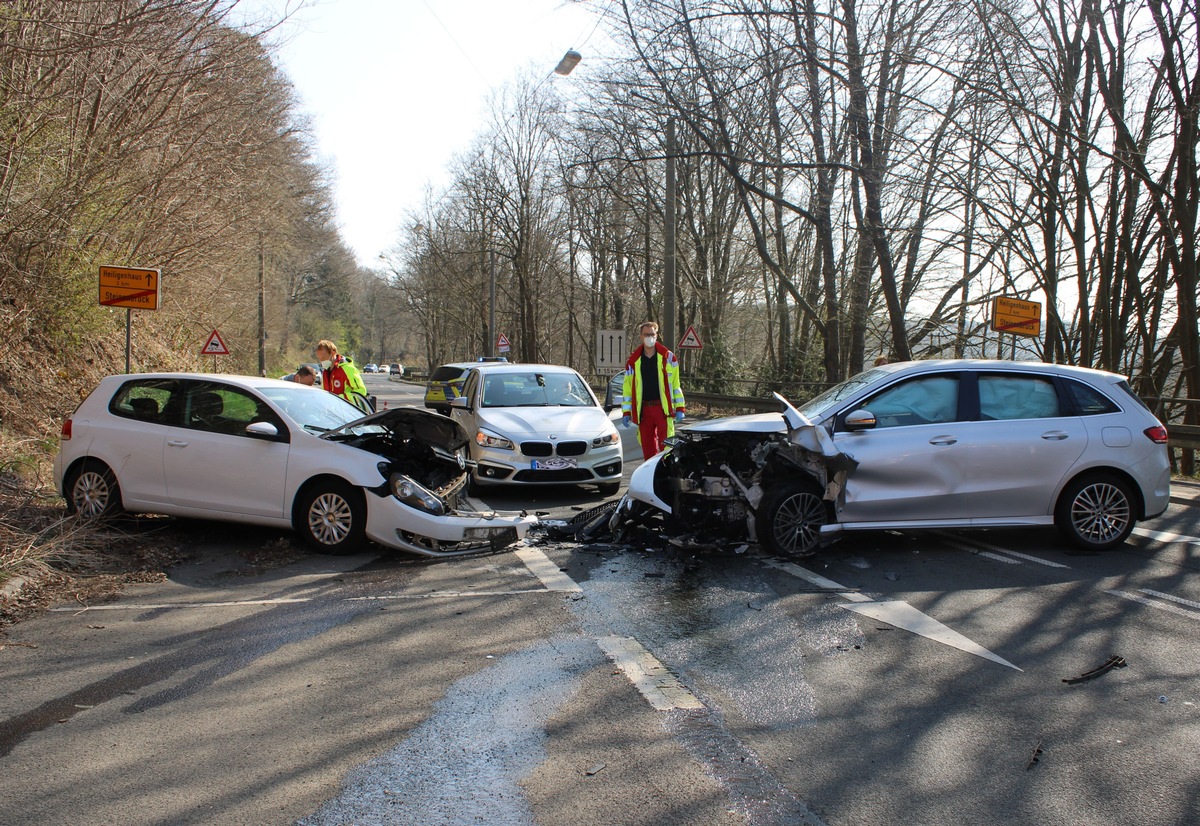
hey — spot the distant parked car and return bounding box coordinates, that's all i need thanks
[449,362,623,496]
[54,373,536,557]
[362,363,378,373]
[425,358,507,413]
[389,363,403,377]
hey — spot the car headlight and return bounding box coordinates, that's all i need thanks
[475,429,514,450]
[390,474,446,515]
[592,431,620,448]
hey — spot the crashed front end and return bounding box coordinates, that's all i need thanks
[325,407,537,557]
[609,394,855,553]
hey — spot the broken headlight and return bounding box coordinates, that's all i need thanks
[390,474,447,515]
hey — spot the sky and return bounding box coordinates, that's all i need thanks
[232,0,602,267]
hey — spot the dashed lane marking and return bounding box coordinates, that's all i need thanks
[938,533,1070,568]
[596,635,706,710]
[1105,589,1200,620]
[1132,527,1200,546]
[1139,588,1200,612]
[762,559,872,602]
[513,546,582,592]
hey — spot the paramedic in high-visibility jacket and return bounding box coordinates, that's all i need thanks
[620,321,686,460]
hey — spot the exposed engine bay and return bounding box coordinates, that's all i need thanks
[324,408,472,506]
[556,396,856,556]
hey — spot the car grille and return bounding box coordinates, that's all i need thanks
[520,440,588,457]
[513,468,592,483]
[557,440,587,456]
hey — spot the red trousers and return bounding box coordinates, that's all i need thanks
[638,404,669,460]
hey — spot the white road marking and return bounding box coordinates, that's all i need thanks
[761,559,872,602]
[1133,527,1200,546]
[513,546,582,592]
[347,589,551,601]
[596,635,705,710]
[50,589,560,613]
[941,535,1069,568]
[839,601,1021,671]
[1139,588,1200,612]
[764,559,1021,669]
[51,598,314,612]
[1106,589,1200,620]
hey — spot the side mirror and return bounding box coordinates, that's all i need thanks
[449,396,469,411]
[245,421,282,440]
[843,409,877,431]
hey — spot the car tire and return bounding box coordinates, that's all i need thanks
[64,459,123,520]
[597,481,621,497]
[296,479,366,554]
[1055,473,1136,551]
[758,480,827,556]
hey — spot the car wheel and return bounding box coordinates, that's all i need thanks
[297,480,365,554]
[1055,473,1135,551]
[758,480,827,557]
[65,460,123,520]
[597,481,621,497]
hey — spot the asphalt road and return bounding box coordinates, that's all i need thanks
[2,374,1198,825]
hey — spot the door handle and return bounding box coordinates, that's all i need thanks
[1041,432,1070,441]
[929,436,957,445]
[167,439,189,447]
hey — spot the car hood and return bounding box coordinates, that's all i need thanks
[476,406,611,438]
[324,406,470,451]
[679,394,849,465]
[681,412,786,435]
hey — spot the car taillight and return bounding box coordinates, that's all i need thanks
[1144,425,1169,444]
[61,419,72,440]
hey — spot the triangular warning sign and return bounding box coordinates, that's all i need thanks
[496,332,512,352]
[202,329,230,355]
[678,325,703,350]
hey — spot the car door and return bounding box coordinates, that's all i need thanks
[832,372,974,524]
[100,378,178,509]
[162,381,291,518]
[957,371,1087,519]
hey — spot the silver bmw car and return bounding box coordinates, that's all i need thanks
[449,363,624,496]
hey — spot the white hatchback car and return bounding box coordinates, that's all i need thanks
[613,359,1171,554]
[449,363,623,496]
[54,374,536,557]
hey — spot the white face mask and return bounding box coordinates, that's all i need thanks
[644,335,657,348]
[319,359,332,370]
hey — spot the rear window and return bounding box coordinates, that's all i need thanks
[109,379,176,424]
[1068,378,1125,414]
[430,366,466,381]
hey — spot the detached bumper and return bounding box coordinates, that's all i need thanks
[365,495,537,557]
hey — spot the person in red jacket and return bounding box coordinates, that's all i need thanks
[620,321,686,460]
[315,339,372,414]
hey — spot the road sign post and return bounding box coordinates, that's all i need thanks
[99,265,160,373]
[596,330,627,370]
[991,296,1041,338]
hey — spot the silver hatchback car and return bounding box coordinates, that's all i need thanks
[613,360,1171,555]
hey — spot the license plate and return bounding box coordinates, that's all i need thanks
[531,457,577,470]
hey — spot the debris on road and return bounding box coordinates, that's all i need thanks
[1062,654,1127,685]
[585,763,607,776]
[1026,740,1043,769]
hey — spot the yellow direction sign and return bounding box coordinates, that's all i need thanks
[99,265,159,310]
[991,296,1041,338]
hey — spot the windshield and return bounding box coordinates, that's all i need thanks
[481,371,596,408]
[257,384,365,433]
[794,368,891,421]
